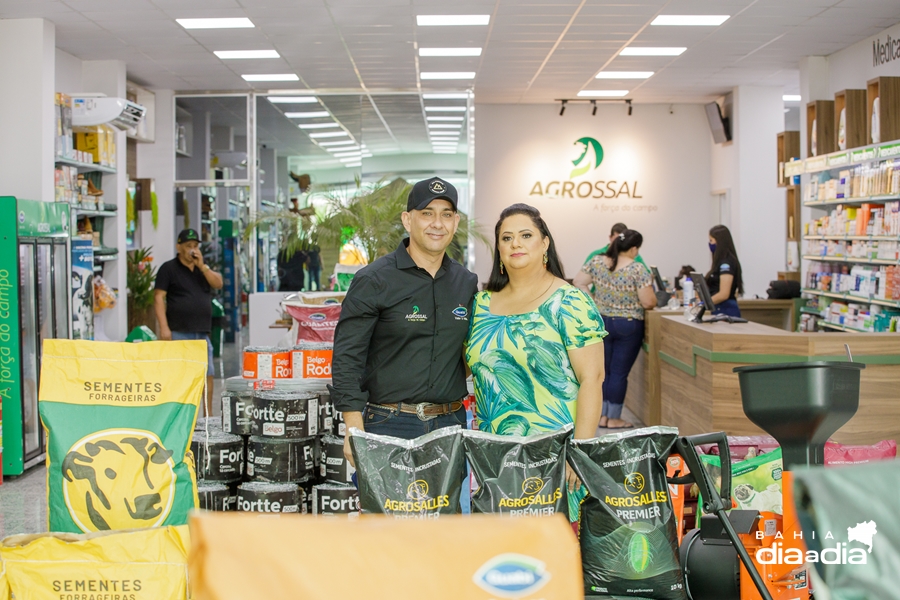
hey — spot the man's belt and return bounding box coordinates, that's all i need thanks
[371,401,464,421]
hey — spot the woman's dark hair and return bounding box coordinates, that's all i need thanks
[604,229,643,271]
[707,224,743,295]
[486,203,565,292]
[610,222,628,237]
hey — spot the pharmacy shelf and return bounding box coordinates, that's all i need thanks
[75,208,117,218]
[804,194,900,208]
[802,288,900,309]
[55,156,117,174]
[804,234,900,241]
[783,140,900,176]
[802,255,898,265]
[800,306,825,317]
[818,321,872,333]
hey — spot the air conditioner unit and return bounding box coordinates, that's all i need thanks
[72,95,146,130]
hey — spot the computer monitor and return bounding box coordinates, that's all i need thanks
[688,272,746,324]
[651,265,672,307]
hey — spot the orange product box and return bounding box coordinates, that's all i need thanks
[291,346,333,379]
[242,347,292,379]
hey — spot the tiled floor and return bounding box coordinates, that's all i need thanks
[0,334,642,538]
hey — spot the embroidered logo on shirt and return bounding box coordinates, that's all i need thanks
[452,305,469,320]
[406,305,428,322]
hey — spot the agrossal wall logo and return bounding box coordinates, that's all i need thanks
[62,429,176,532]
[530,136,642,200]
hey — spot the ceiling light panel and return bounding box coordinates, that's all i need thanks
[319,140,358,147]
[423,93,469,100]
[427,116,465,121]
[214,50,279,59]
[421,72,476,80]
[429,124,463,128]
[620,47,686,56]
[267,96,318,104]
[177,18,254,29]
[651,15,730,26]
[419,48,483,57]
[242,74,299,82]
[783,95,802,102]
[578,90,629,97]
[345,162,362,168]
[595,71,654,79]
[424,106,467,112]
[284,111,330,118]
[417,15,490,26]
[298,123,340,129]
[309,131,350,138]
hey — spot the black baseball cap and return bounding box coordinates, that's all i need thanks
[177,229,200,244]
[407,177,458,212]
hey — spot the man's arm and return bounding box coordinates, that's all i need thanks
[327,273,381,466]
[154,289,171,340]
[193,250,224,289]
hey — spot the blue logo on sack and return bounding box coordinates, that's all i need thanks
[473,554,550,598]
[323,299,340,305]
[452,306,468,319]
[309,313,327,321]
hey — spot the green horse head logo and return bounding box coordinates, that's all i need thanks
[412,305,420,314]
[570,137,604,179]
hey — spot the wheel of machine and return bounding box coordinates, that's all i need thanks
[680,528,741,600]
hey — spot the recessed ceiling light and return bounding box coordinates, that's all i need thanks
[434,149,457,154]
[298,123,340,129]
[427,116,465,121]
[425,106,467,112]
[423,93,469,100]
[783,94,802,102]
[433,144,458,148]
[242,74,299,82]
[595,71,654,79]
[620,47,686,56]
[430,135,460,139]
[284,111,330,118]
[309,131,350,138]
[429,124,463,128]
[177,18,254,29]
[268,96,317,104]
[319,140,358,147]
[421,72,476,80]
[419,47,482,57]
[345,162,362,168]
[214,50,279,59]
[577,90,629,97]
[651,15,729,26]
[416,15,490,26]
[333,151,363,158]
[340,156,367,163]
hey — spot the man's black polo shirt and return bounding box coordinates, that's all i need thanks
[154,257,212,333]
[329,239,478,413]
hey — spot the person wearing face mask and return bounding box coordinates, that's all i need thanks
[706,224,743,318]
[329,177,478,466]
[574,229,656,429]
[466,203,606,521]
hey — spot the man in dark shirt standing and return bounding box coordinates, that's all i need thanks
[329,177,478,464]
[153,229,224,401]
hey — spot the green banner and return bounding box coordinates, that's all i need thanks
[15,198,70,238]
[0,197,23,473]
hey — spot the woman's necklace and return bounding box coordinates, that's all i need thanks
[524,275,555,305]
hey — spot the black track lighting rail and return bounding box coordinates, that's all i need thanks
[555,98,633,116]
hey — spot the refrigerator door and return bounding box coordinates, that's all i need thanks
[18,242,41,463]
[53,240,70,339]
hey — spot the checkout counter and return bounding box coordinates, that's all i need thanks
[624,299,900,445]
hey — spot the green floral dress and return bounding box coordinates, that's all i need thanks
[465,285,607,520]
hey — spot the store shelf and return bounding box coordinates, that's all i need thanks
[176,149,191,158]
[75,208,118,218]
[803,194,900,208]
[802,254,898,265]
[93,254,118,263]
[818,321,872,333]
[802,288,900,309]
[800,306,825,317]
[784,139,900,176]
[55,155,117,174]
[804,234,900,241]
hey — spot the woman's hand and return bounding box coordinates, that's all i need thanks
[566,463,581,493]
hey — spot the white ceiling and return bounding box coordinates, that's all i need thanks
[4,0,898,159]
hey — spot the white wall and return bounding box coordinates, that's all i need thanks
[137,89,176,263]
[473,103,713,286]
[55,49,83,95]
[828,21,900,95]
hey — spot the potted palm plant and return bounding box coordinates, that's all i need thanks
[126,247,158,333]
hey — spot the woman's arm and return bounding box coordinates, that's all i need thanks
[637,284,657,310]
[568,342,605,439]
[573,270,593,295]
[711,273,734,304]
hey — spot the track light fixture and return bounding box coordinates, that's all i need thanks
[559,100,567,116]
[554,97,631,116]
[626,99,633,116]
[591,100,597,116]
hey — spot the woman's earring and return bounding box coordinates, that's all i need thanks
[499,261,505,275]
[543,252,548,267]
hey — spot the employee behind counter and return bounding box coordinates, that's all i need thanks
[704,225,744,319]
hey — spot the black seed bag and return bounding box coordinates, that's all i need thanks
[349,426,464,519]
[567,426,686,600]
[462,425,570,517]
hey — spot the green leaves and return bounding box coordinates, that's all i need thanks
[471,348,538,414]
[523,335,579,400]
[496,414,531,436]
[126,247,158,311]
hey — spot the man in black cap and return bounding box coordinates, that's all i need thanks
[329,177,478,464]
[153,229,223,400]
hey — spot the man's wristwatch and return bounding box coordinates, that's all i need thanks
[203,265,210,271]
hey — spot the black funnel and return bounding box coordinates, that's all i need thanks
[733,361,863,469]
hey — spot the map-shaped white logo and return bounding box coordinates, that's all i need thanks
[847,521,877,554]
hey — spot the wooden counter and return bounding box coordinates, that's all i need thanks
[625,314,900,445]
